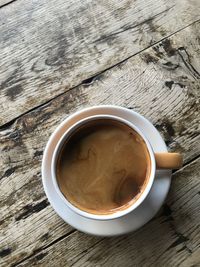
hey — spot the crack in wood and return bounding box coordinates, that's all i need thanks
[161,38,177,57]
[178,47,200,79]
[0,89,68,131]
[160,204,174,223]
[92,6,175,44]
[0,248,12,258]
[166,232,190,252]
[12,229,77,267]
[165,81,174,89]
[81,73,103,86]
[0,0,18,9]
[1,166,17,180]
[173,154,200,175]
[15,199,49,221]
[33,150,43,158]
[163,61,179,70]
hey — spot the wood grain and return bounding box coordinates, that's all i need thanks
[0,22,199,266]
[14,158,200,267]
[0,0,200,125]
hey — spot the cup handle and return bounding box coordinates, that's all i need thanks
[155,153,183,169]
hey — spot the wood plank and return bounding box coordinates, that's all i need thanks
[0,22,200,266]
[15,157,200,267]
[0,0,200,125]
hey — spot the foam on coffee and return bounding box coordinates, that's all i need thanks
[56,120,151,215]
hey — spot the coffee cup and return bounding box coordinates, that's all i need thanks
[51,114,182,221]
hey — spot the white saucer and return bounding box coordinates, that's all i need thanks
[42,106,171,236]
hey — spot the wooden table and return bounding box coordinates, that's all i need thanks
[0,0,200,266]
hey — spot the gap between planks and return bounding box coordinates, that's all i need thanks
[0,0,18,9]
[172,154,200,175]
[0,18,199,130]
[12,153,200,267]
[12,229,77,267]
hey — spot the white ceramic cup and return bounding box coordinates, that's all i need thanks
[51,114,181,221]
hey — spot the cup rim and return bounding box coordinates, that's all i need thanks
[51,114,156,221]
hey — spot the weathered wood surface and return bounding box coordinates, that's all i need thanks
[1,16,200,266]
[0,0,200,125]
[14,157,200,267]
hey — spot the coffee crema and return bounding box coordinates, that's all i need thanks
[56,120,151,215]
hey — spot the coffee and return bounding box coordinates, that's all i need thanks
[56,120,151,215]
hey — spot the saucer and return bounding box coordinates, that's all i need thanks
[42,106,171,236]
